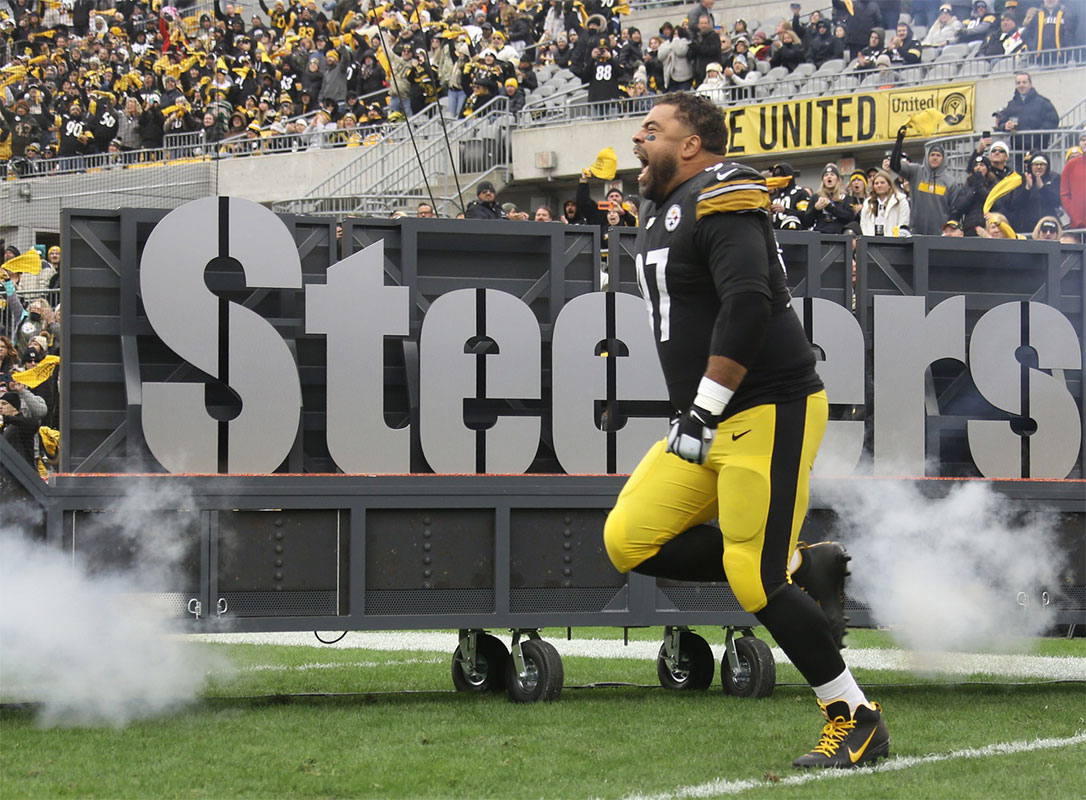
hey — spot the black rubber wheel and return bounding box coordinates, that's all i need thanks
[721,636,776,698]
[656,631,715,690]
[505,639,564,703]
[451,633,509,693]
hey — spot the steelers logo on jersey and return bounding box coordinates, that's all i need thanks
[665,204,682,231]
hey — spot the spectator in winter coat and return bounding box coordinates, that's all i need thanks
[992,73,1060,155]
[957,0,997,50]
[1009,153,1061,233]
[696,63,728,103]
[860,170,911,236]
[464,181,508,220]
[688,14,723,84]
[979,11,1027,57]
[770,29,806,72]
[921,4,963,47]
[951,155,998,236]
[888,131,954,235]
[1022,0,1080,55]
[1060,144,1085,230]
[800,164,856,233]
[840,0,884,54]
[722,36,753,85]
[618,28,645,78]
[658,27,694,90]
[502,79,526,114]
[805,19,843,67]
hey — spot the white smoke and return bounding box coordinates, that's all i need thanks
[0,482,230,727]
[818,479,1065,662]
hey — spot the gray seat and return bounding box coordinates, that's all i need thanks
[756,59,770,74]
[765,65,790,81]
[815,58,845,74]
[960,59,991,77]
[833,73,859,92]
[792,62,817,78]
[899,66,923,83]
[920,45,938,62]
[534,84,556,98]
[553,68,575,82]
[913,25,928,40]
[940,43,972,60]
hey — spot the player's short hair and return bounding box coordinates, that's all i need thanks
[653,92,728,156]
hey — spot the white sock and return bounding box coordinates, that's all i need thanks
[813,668,870,716]
[787,548,802,575]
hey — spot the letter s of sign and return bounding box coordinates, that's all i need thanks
[140,197,303,473]
[967,301,1082,479]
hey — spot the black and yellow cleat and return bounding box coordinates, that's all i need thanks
[793,540,851,650]
[793,700,890,769]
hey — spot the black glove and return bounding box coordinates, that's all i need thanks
[666,403,719,464]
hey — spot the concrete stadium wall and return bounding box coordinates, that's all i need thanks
[216,145,363,203]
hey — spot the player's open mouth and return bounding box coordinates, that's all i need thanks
[635,151,649,183]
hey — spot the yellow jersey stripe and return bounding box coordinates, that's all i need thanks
[696,189,771,219]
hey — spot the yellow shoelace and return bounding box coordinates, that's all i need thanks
[811,716,857,756]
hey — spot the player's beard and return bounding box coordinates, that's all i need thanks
[638,149,679,205]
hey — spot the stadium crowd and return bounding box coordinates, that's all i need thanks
[0,0,1081,174]
[1,241,61,480]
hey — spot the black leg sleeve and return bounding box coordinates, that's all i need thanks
[755,583,845,687]
[630,524,728,582]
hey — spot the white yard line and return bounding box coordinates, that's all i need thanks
[622,732,1086,799]
[186,631,1086,681]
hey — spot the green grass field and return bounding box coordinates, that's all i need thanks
[2,628,1084,799]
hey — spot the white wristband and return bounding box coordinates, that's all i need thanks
[693,376,734,417]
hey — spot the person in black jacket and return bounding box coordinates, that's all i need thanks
[992,72,1060,157]
[887,22,922,65]
[502,78,526,114]
[576,172,636,237]
[770,28,807,72]
[838,0,884,55]
[951,155,997,236]
[805,19,843,67]
[464,181,508,219]
[688,14,723,84]
[618,28,644,79]
[1009,153,1061,234]
[801,164,856,233]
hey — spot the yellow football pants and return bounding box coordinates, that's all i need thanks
[604,391,828,613]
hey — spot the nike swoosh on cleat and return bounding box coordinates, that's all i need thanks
[731,430,752,441]
[848,729,878,763]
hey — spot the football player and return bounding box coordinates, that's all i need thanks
[604,93,889,768]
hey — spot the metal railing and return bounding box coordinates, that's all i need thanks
[1062,97,1086,130]
[274,99,515,218]
[515,45,1085,129]
[928,128,1083,177]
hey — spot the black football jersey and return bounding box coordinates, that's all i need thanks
[634,161,823,417]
